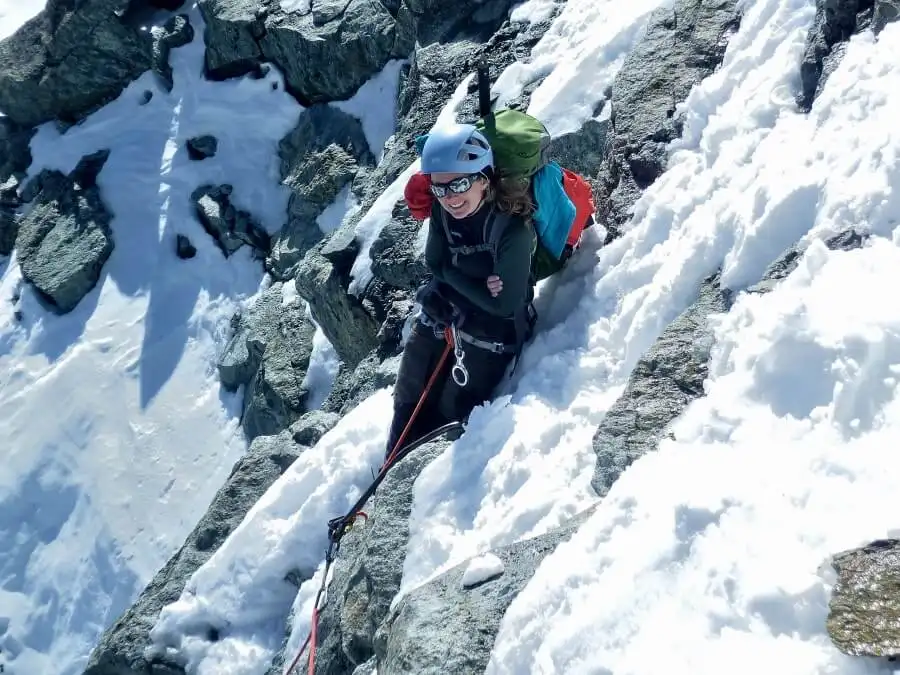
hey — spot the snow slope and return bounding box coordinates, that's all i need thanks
[146,0,900,674]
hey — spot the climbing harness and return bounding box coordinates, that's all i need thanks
[284,328,463,675]
[449,323,469,387]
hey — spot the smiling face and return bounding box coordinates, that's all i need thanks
[430,171,489,219]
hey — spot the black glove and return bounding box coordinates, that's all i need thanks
[416,279,461,326]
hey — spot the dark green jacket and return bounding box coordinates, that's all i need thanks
[424,200,535,338]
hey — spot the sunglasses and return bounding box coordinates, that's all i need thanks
[429,173,483,198]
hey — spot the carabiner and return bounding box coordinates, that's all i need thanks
[449,324,469,387]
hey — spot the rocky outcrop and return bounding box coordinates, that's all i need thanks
[175,234,197,259]
[591,227,869,496]
[153,13,196,92]
[16,150,115,313]
[268,105,375,281]
[269,436,452,675]
[0,0,153,127]
[289,410,341,445]
[197,0,519,107]
[591,274,734,495]
[190,183,271,258]
[874,0,900,33]
[373,506,597,674]
[369,202,428,291]
[827,539,900,658]
[0,179,19,256]
[84,430,307,675]
[217,283,317,441]
[186,134,218,161]
[797,0,876,112]
[0,119,36,257]
[597,0,741,231]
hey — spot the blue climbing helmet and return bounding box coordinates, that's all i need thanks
[419,123,494,175]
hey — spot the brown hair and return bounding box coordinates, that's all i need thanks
[486,174,534,222]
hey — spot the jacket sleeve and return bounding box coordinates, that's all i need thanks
[441,218,534,317]
[424,205,448,281]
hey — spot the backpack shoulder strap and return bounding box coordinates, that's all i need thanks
[484,207,511,268]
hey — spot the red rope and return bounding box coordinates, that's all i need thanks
[284,327,455,675]
[383,326,454,468]
[307,607,320,675]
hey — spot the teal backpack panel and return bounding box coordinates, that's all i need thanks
[532,162,576,259]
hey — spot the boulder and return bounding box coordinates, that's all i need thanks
[369,202,428,291]
[289,410,341,446]
[374,506,597,674]
[15,150,115,313]
[0,0,153,127]
[153,13,195,93]
[198,0,517,107]
[293,246,382,368]
[874,0,900,33]
[190,183,270,257]
[797,0,876,112]
[186,134,218,161]
[598,0,741,231]
[268,105,375,281]
[320,349,402,417]
[175,234,197,259]
[217,283,317,441]
[827,539,900,657]
[259,0,398,104]
[84,431,304,675]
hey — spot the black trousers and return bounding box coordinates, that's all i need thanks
[385,320,514,456]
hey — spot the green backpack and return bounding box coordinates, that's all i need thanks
[474,108,551,180]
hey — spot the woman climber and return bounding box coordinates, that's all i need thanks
[384,122,538,457]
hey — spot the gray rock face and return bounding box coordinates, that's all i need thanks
[16,150,115,313]
[0,0,153,127]
[874,0,900,33]
[190,183,271,257]
[175,233,197,259]
[186,134,218,161]
[827,539,900,658]
[217,283,317,441]
[0,118,33,183]
[591,275,734,496]
[198,0,516,107]
[153,13,195,93]
[0,176,21,255]
[290,409,341,446]
[321,349,402,416]
[84,431,304,675]
[306,437,451,674]
[268,105,375,281]
[797,0,875,112]
[374,507,596,674]
[260,0,398,104]
[294,246,382,368]
[369,203,427,291]
[597,0,740,232]
[0,120,36,257]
